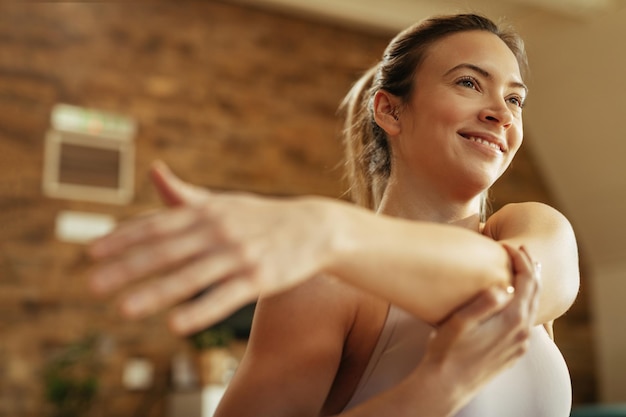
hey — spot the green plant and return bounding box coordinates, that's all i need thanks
[188,324,234,350]
[187,302,256,350]
[43,334,101,417]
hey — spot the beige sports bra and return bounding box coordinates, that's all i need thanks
[342,304,572,417]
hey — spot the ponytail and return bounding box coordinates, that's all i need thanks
[339,66,390,210]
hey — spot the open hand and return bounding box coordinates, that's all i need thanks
[88,162,333,335]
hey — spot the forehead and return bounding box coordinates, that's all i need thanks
[419,30,523,82]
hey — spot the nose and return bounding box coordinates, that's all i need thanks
[479,98,514,129]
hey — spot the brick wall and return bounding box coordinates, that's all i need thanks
[0,2,595,416]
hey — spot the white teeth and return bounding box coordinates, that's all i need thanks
[466,136,503,152]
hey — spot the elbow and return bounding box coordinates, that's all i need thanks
[478,243,513,292]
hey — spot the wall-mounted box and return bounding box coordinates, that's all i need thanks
[43,104,136,205]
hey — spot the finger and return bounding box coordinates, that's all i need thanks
[89,224,225,294]
[519,246,542,324]
[168,276,259,335]
[438,287,512,340]
[502,244,538,300]
[118,250,246,319]
[150,160,209,207]
[519,245,542,283]
[452,286,511,324]
[501,244,541,329]
[88,206,205,259]
[151,160,184,207]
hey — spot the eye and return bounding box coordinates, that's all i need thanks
[456,76,479,90]
[507,95,525,109]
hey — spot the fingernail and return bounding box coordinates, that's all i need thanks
[495,286,514,304]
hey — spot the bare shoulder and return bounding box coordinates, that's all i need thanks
[484,202,580,324]
[484,202,575,242]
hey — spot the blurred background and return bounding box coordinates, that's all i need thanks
[0,0,624,416]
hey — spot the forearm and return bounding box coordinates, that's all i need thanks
[319,199,512,324]
[335,362,461,417]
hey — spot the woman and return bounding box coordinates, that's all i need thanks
[89,14,579,416]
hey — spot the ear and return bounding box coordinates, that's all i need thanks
[373,90,402,136]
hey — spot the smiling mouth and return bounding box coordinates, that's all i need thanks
[460,134,504,153]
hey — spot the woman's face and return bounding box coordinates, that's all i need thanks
[395,30,526,199]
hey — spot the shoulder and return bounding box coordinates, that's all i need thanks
[492,201,568,219]
[484,202,580,323]
[484,202,576,242]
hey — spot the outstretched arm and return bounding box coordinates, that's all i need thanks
[324,199,579,327]
[88,162,578,334]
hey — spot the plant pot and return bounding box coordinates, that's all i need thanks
[195,348,238,386]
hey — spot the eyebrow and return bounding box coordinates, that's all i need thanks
[445,63,528,95]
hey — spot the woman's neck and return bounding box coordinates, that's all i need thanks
[376,176,482,232]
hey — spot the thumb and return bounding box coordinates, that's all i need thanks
[150,160,208,206]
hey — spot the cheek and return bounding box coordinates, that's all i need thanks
[414,101,467,135]
[510,121,524,152]
[433,99,468,123]
[503,125,524,171]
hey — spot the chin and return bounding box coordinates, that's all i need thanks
[459,171,499,198]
